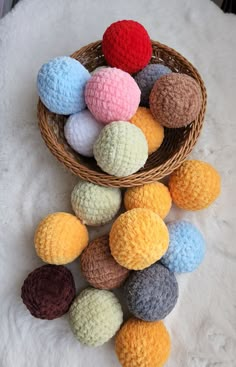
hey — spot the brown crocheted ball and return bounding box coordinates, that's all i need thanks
[80,235,130,289]
[149,73,202,128]
[21,265,76,319]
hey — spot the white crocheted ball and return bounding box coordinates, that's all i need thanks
[93,121,148,177]
[64,110,103,157]
[71,180,122,226]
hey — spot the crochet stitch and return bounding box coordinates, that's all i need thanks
[21,265,76,319]
[69,288,123,347]
[80,235,130,289]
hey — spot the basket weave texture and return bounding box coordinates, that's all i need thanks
[38,40,207,188]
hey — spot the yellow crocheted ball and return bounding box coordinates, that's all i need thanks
[124,182,172,219]
[130,107,164,155]
[115,318,171,367]
[109,208,169,270]
[34,212,89,265]
[169,160,221,210]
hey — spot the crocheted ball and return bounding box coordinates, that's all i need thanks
[94,121,148,177]
[109,208,169,270]
[64,110,103,157]
[150,73,202,128]
[115,318,171,367]
[169,160,221,210]
[80,235,130,289]
[130,107,164,155]
[102,20,152,74]
[85,68,140,124]
[37,56,90,115]
[161,221,206,272]
[124,182,172,219]
[124,263,178,321]
[34,212,89,264]
[134,64,172,106]
[21,265,76,319]
[69,288,123,346]
[71,181,121,226]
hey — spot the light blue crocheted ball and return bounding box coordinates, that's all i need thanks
[161,220,205,273]
[134,64,172,106]
[37,56,91,115]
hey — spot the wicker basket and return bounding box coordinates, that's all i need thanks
[38,40,207,188]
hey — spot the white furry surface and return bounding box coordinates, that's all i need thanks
[0,0,235,366]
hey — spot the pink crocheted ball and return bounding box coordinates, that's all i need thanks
[85,68,141,124]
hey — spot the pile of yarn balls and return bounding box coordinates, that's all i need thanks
[21,20,222,367]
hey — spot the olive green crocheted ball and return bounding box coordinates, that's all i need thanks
[93,121,148,177]
[69,288,123,347]
[71,181,122,226]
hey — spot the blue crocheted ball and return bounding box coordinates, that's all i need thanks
[134,64,172,106]
[124,263,178,321]
[37,56,91,115]
[161,220,206,273]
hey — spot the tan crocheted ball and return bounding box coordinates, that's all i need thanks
[80,235,130,289]
[150,73,202,128]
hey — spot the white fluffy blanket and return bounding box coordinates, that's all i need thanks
[0,0,235,366]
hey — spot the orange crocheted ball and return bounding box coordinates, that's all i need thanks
[124,182,172,219]
[34,212,89,265]
[102,20,152,74]
[169,160,221,210]
[115,318,171,367]
[130,107,164,155]
[109,208,169,270]
[150,73,202,128]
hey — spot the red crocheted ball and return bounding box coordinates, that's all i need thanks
[102,20,152,74]
[21,265,76,320]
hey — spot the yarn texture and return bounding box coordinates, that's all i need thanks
[150,73,202,128]
[115,318,171,367]
[134,64,172,106]
[93,121,148,177]
[21,265,75,320]
[109,208,169,270]
[80,235,130,289]
[169,160,221,210]
[161,220,206,272]
[37,56,90,115]
[85,68,140,124]
[64,110,103,157]
[130,107,164,154]
[69,288,123,347]
[124,182,172,219]
[34,212,89,264]
[71,181,121,226]
[124,263,178,321]
[102,20,152,73]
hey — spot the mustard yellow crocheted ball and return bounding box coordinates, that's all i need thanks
[34,212,89,265]
[109,208,169,270]
[169,160,221,210]
[124,182,172,219]
[130,107,164,155]
[115,318,171,367]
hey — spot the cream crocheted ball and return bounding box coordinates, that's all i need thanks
[93,121,148,177]
[69,288,123,346]
[71,181,121,226]
[64,110,103,157]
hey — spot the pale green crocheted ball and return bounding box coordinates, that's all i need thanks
[71,181,121,226]
[69,288,123,347]
[93,121,148,177]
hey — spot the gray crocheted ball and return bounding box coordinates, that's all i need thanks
[124,263,178,321]
[134,64,172,106]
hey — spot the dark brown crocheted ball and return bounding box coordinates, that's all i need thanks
[80,235,130,289]
[21,265,76,319]
[149,73,202,128]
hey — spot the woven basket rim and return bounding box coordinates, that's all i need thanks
[38,40,207,187]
